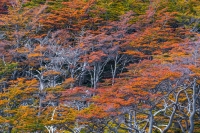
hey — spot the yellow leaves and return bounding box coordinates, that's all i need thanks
[26,78,38,85]
[4,78,38,102]
[16,106,34,118]
[43,70,61,76]
[16,47,29,54]
[0,116,7,123]
[27,45,47,58]
[79,104,108,119]
[6,106,37,130]
[41,106,77,126]
[124,50,145,57]
[136,113,148,120]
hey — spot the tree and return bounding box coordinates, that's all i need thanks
[0,0,200,132]
[0,78,38,132]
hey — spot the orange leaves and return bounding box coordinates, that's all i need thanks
[124,50,145,57]
[27,45,47,59]
[38,0,95,30]
[16,47,29,54]
[0,77,40,130]
[88,51,106,63]
[62,78,75,86]
[28,53,43,58]
[41,105,77,124]
[43,70,61,77]
[94,58,182,114]
[1,0,200,131]
[78,104,109,119]
[0,99,8,106]
[6,78,38,99]
[188,65,200,77]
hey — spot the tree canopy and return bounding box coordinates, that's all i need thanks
[0,0,200,132]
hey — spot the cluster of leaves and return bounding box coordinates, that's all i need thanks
[0,0,200,132]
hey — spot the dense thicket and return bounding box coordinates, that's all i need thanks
[0,0,200,132]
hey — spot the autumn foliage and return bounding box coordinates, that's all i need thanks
[0,0,200,132]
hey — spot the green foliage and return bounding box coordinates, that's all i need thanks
[22,0,46,7]
[155,0,200,28]
[23,0,67,9]
[94,0,149,20]
[0,60,17,78]
[47,0,66,10]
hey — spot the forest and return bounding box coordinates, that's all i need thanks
[0,0,200,132]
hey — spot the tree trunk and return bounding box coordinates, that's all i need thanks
[149,110,153,133]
